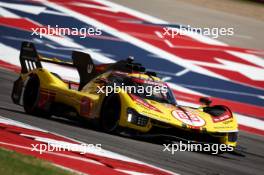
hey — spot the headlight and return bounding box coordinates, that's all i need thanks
[127,113,133,122]
[127,108,149,127]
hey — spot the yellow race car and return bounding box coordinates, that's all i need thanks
[11,42,238,148]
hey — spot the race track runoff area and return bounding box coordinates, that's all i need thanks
[0,0,264,174]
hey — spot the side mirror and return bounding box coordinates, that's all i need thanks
[199,97,212,106]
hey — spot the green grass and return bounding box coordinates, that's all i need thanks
[0,148,77,175]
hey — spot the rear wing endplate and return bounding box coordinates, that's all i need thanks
[20,42,42,73]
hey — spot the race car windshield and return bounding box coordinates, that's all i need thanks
[110,75,177,105]
[131,80,176,105]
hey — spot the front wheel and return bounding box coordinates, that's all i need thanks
[100,94,121,133]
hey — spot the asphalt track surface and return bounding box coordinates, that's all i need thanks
[0,68,264,175]
[109,0,264,50]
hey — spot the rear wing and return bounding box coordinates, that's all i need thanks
[19,42,152,90]
[19,41,96,90]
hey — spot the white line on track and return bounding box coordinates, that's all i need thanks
[175,69,189,77]
[41,0,228,81]
[93,0,227,46]
[94,0,264,85]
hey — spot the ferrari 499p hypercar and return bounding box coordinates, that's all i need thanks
[11,42,238,148]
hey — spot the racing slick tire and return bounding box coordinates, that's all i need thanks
[99,93,121,133]
[23,75,51,118]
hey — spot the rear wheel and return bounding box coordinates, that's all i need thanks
[23,75,50,118]
[100,94,121,133]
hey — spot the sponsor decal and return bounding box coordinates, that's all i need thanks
[80,97,91,117]
[132,78,165,86]
[212,114,232,123]
[129,94,161,113]
[214,126,233,129]
[223,119,233,124]
[38,89,55,109]
[172,110,205,127]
